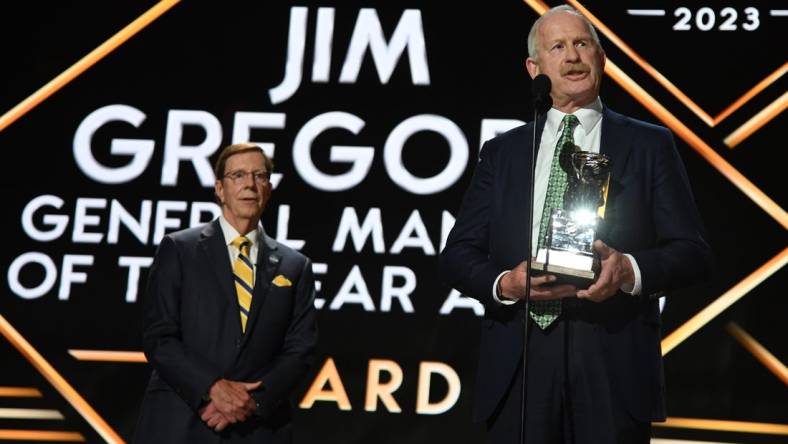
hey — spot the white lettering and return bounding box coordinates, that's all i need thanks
[22,195,68,242]
[439,289,484,316]
[479,119,524,151]
[440,210,455,253]
[73,104,155,184]
[72,198,107,244]
[312,262,328,309]
[108,200,151,245]
[384,115,468,195]
[161,110,222,186]
[269,7,308,104]
[329,265,375,311]
[340,9,430,85]
[312,8,335,82]
[152,201,187,244]
[293,112,374,191]
[119,256,154,303]
[390,210,435,255]
[276,204,306,250]
[189,202,221,227]
[332,207,384,253]
[380,266,415,313]
[7,252,57,299]
[59,255,94,300]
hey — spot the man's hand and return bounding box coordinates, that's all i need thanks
[576,240,634,302]
[500,261,577,301]
[199,401,231,432]
[206,379,262,423]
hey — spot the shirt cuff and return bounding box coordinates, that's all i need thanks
[492,271,517,305]
[620,253,642,295]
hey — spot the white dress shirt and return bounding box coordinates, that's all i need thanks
[492,98,642,303]
[219,216,260,285]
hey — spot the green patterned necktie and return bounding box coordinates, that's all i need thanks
[530,114,580,330]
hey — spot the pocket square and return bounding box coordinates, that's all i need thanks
[272,275,292,287]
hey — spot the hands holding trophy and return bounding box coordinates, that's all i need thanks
[533,151,611,287]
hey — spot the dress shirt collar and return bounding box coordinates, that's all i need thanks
[218,215,260,250]
[543,96,603,137]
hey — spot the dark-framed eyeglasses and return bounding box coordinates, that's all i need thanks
[223,170,269,184]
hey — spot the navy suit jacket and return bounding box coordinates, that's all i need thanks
[439,107,712,424]
[134,219,318,443]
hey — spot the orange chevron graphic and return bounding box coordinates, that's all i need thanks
[0,314,124,443]
[726,322,788,386]
[725,90,788,148]
[662,248,788,355]
[0,0,181,133]
[0,430,85,441]
[654,417,788,435]
[567,0,786,139]
[0,387,42,397]
[68,350,147,363]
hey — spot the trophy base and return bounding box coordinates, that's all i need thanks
[531,261,595,288]
[532,248,596,288]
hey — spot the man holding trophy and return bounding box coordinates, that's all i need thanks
[439,5,713,443]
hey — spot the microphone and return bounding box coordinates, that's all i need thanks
[520,72,551,444]
[531,74,552,115]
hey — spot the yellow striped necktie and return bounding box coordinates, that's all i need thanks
[232,236,254,332]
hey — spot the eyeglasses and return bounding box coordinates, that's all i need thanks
[223,170,270,185]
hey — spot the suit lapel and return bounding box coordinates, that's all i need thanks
[496,117,547,264]
[598,107,634,241]
[504,116,545,205]
[198,220,241,333]
[532,114,547,160]
[600,107,633,181]
[240,232,281,344]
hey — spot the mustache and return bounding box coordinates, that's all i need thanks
[560,63,591,75]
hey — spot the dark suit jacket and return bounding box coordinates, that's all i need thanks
[134,219,318,443]
[439,107,712,424]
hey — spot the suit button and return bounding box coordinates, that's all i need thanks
[235,338,242,348]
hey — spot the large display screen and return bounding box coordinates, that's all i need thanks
[1,1,785,442]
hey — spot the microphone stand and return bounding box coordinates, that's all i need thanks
[519,98,547,444]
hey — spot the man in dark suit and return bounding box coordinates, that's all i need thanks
[134,143,318,443]
[439,6,712,443]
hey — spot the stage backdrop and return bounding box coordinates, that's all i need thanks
[1,1,786,443]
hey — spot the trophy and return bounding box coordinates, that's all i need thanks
[532,151,612,287]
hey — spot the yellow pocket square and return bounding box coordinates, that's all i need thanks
[272,275,292,287]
